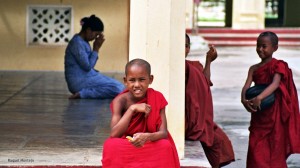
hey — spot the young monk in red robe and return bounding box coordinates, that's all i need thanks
[241,31,300,168]
[102,58,180,168]
[185,34,235,168]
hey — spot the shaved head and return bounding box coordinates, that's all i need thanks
[125,58,151,76]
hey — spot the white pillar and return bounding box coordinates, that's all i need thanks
[129,0,186,159]
[232,0,265,29]
[185,0,193,29]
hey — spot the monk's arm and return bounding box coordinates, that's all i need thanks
[110,98,152,137]
[132,108,168,144]
[241,66,256,112]
[252,73,281,108]
[110,97,134,138]
[203,45,217,83]
[147,108,168,141]
[241,67,254,100]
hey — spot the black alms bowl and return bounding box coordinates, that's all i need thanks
[245,84,275,111]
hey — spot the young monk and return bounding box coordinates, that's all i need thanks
[102,58,180,168]
[185,34,235,168]
[241,31,300,168]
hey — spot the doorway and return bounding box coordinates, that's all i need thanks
[265,0,284,27]
[197,0,226,27]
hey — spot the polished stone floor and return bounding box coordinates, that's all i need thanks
[0,71,209,167]
[2,46,300,168]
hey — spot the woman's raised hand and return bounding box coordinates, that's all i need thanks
[93,33,105,51]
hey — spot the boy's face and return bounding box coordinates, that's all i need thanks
[256,36,278,60]
[124,65,153,99]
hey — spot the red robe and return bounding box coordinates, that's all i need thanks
[102,88,180,168]
[185,60,235,167]
[247,58,300,168]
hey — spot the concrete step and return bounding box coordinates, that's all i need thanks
[186,28,300,46]
[4,166,207,168]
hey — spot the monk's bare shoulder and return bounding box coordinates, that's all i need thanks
[112,92,131,111]
[249,63,260,73]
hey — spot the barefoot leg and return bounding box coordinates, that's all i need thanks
[69,92,80,99]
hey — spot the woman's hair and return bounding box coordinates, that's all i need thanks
[80,15,104,32]
[258,31,278,46]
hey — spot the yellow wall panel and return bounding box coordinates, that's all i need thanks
[0,0,129,71]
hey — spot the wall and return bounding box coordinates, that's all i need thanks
[232,0,265,29]
[185,0,193,29]
[0,0,129,72]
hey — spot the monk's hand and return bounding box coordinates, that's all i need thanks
[132,103,151,118]
[241,99,257,113]
[131,133,149,148]
[206,45,217,63]
[250,97,261,111]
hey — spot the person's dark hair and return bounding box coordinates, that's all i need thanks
[80,15,104,32]
[258,31,278,46]
[186,34,190,44]
[125,58,151,76]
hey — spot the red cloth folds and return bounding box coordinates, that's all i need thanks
[102,88,180,168]
[185,61,214,144]
[247,58,300,168]
[185,60,235,167]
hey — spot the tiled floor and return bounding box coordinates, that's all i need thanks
[0,71,210,168]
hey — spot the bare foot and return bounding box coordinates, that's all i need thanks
[69,92,80,99]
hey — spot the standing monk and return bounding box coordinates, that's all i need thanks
[185,34,235,168]
[241,31,300,168]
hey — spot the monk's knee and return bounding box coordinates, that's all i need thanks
[155,139,173,150]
